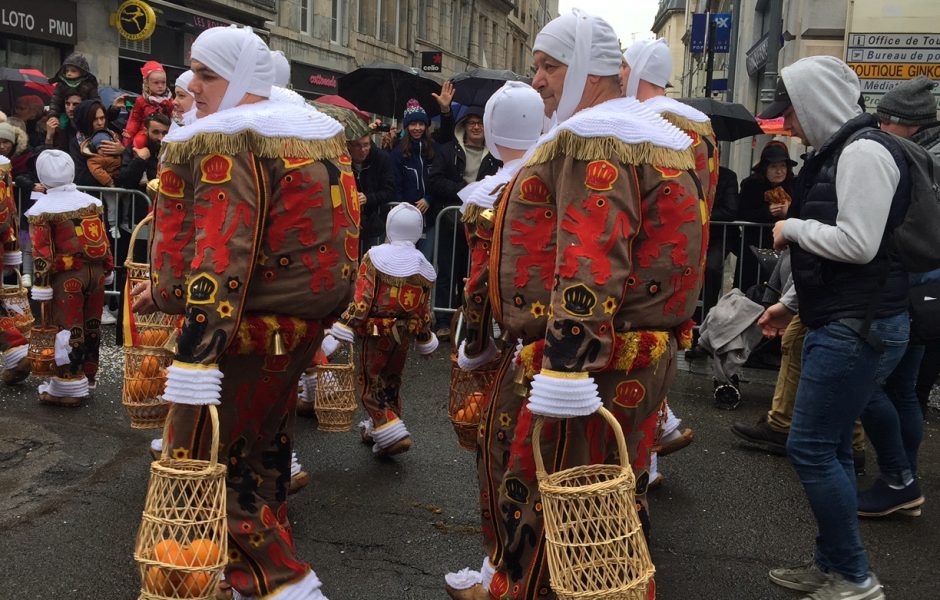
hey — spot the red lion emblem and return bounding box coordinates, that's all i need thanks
[509,207,556,291]
[559,194,633,286]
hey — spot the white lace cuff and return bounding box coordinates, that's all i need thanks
[371,418,410,451]
[104,271,115,286]
[54,329,72,366]
[31,286,53,301]
[162,362,223,406]
[1,344,28,369]
[444,568,482,590]
[457,339,497,371]
[267,569,326,600]
[3,251,22,266]
[415,333,439,355]
[41,376,89,398]
[320,333,340,357]
[330,322,355,343]
[526,369,602,418]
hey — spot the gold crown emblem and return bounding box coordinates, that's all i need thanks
[561,283,597,317]
[201,154,233,184]
[518,176,551,204]
[187,273,219,305]
[159,169,184,198]
[584,160,618,191]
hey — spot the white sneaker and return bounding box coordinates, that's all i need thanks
[100,308,117,325]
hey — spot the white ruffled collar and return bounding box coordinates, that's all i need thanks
[367,242,437,281]
[24,186,101,217]
[642,96,710,123]
[535,96,692,152]
[163,97,343,144]
[458,159,523,214]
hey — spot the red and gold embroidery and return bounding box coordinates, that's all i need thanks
[200,154,234,184]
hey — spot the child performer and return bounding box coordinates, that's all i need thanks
[326,204,439,457]
[27,150,114,405]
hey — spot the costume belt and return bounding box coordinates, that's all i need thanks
[233,314,324,356]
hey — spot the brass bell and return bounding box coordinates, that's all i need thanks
[272,328,287,356]
[371,322,380,337]
[146,178,160,201]
[162,330,178,355]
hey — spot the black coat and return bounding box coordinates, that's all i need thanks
[354,144,396,240]
[48,53,100,118]
[117,139,160,191]
[428,140,501,219]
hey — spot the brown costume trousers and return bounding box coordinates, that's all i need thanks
[165,331,322,598]
[50,263,105,381]
[479,339,677,599]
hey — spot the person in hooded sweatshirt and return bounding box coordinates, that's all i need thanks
[47,53,100,122]
[324,203,439,457]
[26,149,115,406]
[758,55,916,600]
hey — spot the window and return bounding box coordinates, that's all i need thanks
[451,0,465,54]
[378,0,400,45]
[478,15,487,64]
[418,0,431,39]
[331,0,347,43]
[359,0,378,37]
[300,0,312,35]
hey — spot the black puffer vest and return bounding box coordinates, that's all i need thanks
[790,113,911,329]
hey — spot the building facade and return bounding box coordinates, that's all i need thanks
[0,0,557,113]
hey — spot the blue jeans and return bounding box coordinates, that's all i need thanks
[862,342,925,478]
[787,313,909,583]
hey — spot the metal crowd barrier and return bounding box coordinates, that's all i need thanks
[12,184,152,298]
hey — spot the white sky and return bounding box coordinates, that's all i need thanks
[557,0,660,46]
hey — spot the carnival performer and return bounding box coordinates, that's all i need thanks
[623,38,719,487]
[445,80,546,597]
[324,203,438,457]
[0,154,31,385]
[133,25,357,599]
[451,11,704,600]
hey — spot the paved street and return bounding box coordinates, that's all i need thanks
[1,328,938,599]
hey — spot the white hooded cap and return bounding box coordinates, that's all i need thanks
[386,203,424,245]
[623,38,672,98]
[190,25,274,112]
[174,70,194,96]
[271,50,290,88]
[36,149,75,189]
[483,81,544,160]
[532,9,622,123]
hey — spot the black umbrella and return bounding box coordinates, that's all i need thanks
[0,67,54,113]
[338,63,442,120]
[450,68,531,107]
[678,97,764,141]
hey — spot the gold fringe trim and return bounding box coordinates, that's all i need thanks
[0,163,11,176]
[516,330,671,381]
[375,270,433,288]
[161,131,348,164]
[27,205,103,225]
[524,130,696,170]
[660,113,715,137]
[461,204,482,224]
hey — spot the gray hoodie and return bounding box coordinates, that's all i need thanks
[780,56,901,266]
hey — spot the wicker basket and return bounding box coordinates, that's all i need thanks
[314,342,357,432]
[123,346,172,429]
[0,269,34,338]
[532,406,655,599]
[448,358,497,451]
[135,405,227,600]
[27,304,57,377]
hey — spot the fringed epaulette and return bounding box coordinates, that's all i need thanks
[375,270,433,288]
[161,131,347,164]
[0,162,10,177]
[26,204,102,225]
[661,112,715,138]
[461,203,496,225]
[524,130,696,171]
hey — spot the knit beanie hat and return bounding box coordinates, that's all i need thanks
[386,203,424,245]
[0,122,16,143]
[402,99,429,128]
[483,81,544,160]
[36,149,76,188]
[190,25,274,112]
[141,60,164,80]
[877,76,937,126]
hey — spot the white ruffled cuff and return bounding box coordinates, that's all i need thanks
[371,419,410,451]
[526,370,602,418]
[330,322,355,343]
[290,451,303,477]
[444,568,482,590]
[161,362,223,406]
[2,344,28,369]
[457,338,498,371]
[31,286,53,301]
[54,329,72,366]
[415,333,439,355]
[104,271,115,286]
[40,376,89,398]
[321,333,340,357]
[4,251,22,266]
[267,569,327,600]
[481,556,495,589]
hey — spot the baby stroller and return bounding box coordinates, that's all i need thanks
[697,247,786,409]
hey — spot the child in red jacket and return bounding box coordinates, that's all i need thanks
[122,61,174,149]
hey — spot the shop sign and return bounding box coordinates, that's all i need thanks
[291,62,343,96]
[421,51,443,73]
[0,0,77,45]
[847,32,940,110]
[111,0,157,42]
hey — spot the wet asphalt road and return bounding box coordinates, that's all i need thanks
[1,327,938,600]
